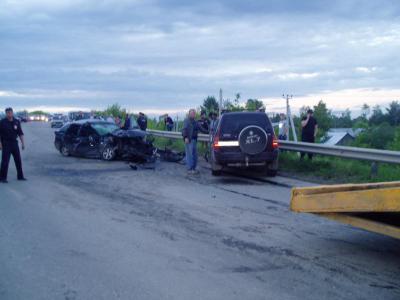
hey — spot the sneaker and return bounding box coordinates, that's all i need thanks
[0,179,8,183]
[18,178,27,181]
[192,169,200,175]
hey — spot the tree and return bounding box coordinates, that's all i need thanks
[29,110,48,116]
[299,105,311,117]
[386,101,400,126]
[369,105,385,125]
[104,103,126,118]
[353,118,369,129]
[389,127,400,151]
[335,109,352,128]
[361,103,370,120]
[235,93,241,102]
[313,100,332,132]
[224,99,244,112]
[201,96,219,114]
[245,99,265,111]
[354,122,394,149]
[233,93,241,108]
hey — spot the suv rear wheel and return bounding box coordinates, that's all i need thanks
[266,159,278,177]
[210,152,223,176]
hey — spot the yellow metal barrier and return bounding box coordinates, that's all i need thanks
[290,182,400,239]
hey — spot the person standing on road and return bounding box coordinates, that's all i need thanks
[106,115,114,123]
[0,107,27,183]
[197,111,210,161]
[122,114,132,130]
[137,112,147,131]
[197,111,210,134]
[182,109,199,175]
[300,109,318,160]
[278,113,289,140]
[115,116,122,128]
[209,112,218,137]
[165,114,174,131]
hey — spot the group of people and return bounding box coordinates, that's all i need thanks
[181,109,219,175]
[105,113,148,131]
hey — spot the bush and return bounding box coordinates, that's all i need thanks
[353,123,395,149]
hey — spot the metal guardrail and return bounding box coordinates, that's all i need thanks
[147,129,400,164]
[148,129,210,142]
[278,140,400,164]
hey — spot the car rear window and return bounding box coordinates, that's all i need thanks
[219,113,272,140]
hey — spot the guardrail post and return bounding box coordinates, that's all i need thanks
[370,162,378,178]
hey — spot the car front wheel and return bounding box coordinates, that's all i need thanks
[60,145,70,157]
[102,145,116,161]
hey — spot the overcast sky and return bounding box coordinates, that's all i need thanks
[1,0,400,115]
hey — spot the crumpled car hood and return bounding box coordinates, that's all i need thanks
[111,129,147,139]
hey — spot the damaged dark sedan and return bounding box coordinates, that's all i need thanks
[54,120,156,162]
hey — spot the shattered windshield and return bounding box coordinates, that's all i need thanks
[92,123,120,135]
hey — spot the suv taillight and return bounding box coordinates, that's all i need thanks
[272,136,279,149]
[213,135,220,149]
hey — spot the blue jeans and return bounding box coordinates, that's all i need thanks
[185,139,198,170]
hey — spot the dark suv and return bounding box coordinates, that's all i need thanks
[210,112,279,176]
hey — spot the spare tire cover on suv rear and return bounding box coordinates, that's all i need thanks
[239,126,268,155]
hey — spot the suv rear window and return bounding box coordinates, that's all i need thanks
[219,113,272,140]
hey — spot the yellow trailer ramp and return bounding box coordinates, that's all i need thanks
[290,181,400,239]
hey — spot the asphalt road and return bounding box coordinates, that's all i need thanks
[0,122,399,300]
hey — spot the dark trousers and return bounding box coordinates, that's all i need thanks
[301,135,314,160]
[0,141,24,180]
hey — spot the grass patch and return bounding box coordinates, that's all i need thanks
[279,151,400,183]
[151,136,209,156]
[152,136,185,152]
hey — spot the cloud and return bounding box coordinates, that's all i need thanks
[261,88,400,115]
[1,0,400,114]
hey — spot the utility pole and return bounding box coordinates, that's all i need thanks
[219,88,223,117]
[282,94,298,142]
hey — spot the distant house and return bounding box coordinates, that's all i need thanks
[323,128,364,146]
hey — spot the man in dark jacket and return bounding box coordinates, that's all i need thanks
[165,114,174,131]
[197,111,210,134]
[0,107,26,183]
[300,109,318,160]
[122,114,132,130]
[137,112,147,131]
[182,109,199,174]
[208,112,218,136]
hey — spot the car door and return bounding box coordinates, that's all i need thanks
[63,124,81,155]
[75,123,101,158]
